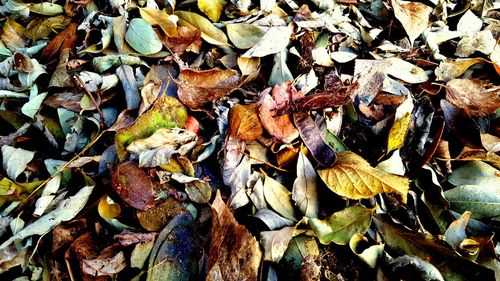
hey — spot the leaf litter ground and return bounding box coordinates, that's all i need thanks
[0,0,499,280]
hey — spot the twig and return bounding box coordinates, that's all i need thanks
[234,149,289,172]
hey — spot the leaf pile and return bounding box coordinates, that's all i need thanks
[0,0,499,280]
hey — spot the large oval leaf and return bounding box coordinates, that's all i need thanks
[226,23,265,49]
[318,151,410,202]
[125,18,163,55]
[175,11,228,46]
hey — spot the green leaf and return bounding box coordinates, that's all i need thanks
[309,205,374,245]
[268,49,293,87]
[198,0,226,22]
[226,23,265,49]
[349,233,384,268]
[263,174,297,221]
[125,18,163,55]
[28,3,63,16]
[444,185,500,220]
[175,11,228,46]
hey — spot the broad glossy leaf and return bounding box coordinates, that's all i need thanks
[125,18,163,55]
[448,161,500,189]
[309,205,374,245]
[175,11,228,46]
[444,185,500,220]
[318,151,410,202]
[292,150,319,218]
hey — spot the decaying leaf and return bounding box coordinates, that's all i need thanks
[318,151,410,202]
[207,191,262,281]
[258,88,299,143]
[111,161,158,211]
[176,68,240,109]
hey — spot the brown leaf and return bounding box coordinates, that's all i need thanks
[229,104,263,141]
[111,161,157,211]
[136,198,188,231]
[206,191,262,281]
[162,26,202,55]
[445,79,500,116]
[176,68,240,108]
[1,18,26,51]
[41,23,78,62]
[258,88,299,143]
[114,232,157,246]
[392,0,432,45]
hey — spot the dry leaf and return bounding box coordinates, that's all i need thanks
[445,79,500,116]
[228,104,263,141]
[207,191,262,281]
[177,68,240,109]
[258,88,299,143]
[139,8,178,37]
[318,151,410,202]
[392,0,432,45]
[162,26,202,55]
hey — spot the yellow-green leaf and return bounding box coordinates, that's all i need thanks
[175,11,228,46]
[139,8,178,37]
[263,174,297,221]
[198,0,226,22]
[318,151,410,203]
[387,97,413,152]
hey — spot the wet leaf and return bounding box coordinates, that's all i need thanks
[207,191,262,280]
[292,150,319,218]
[309,205,374,245]
[176,68,240,109]
[126,18,163,55]
[318,151,410,202]
[111,161,157,211]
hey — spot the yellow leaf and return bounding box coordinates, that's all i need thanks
[1,18,26,51]
[98,195,121,221]
[198,0,226,22]
[228,104,263,141]
[139,8,178,37]
[175,11,228,46]
[318,152,410,203]
[387,97,413,152]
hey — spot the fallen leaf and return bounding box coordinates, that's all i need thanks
[115,95,188,160]
[228,104,263,141]
[0,186,94,249]
[440,100,483,149]
[116,65,141,110]
[139,8,178,37]
[349,233,384,268]
[137,198,189,231]
[260,226,303,262]
[82,252,126,276]
[387,97,413,152]
[293,112,336,167]
[176,68,240,109]
[392,0,432,45]
[444,211,471,250]
[206,191,262,281]
[1,18,26,51]
[258,88,299,143]
[162,26,202,55]
[385,255,444,281]
[226,23,265,49]
[263,173,297,221]
[198,0,226,22]
[455,30,496,57]
[125,18,163,55]
[445,79,500,116]
[318,151,410,202]
[243,26,292,57]
[175,10,228,46]
[111,161,158,211]
[292,150,319,218]
[434,58,485,82]
[2,145,35,180]
[309,205,374,245]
